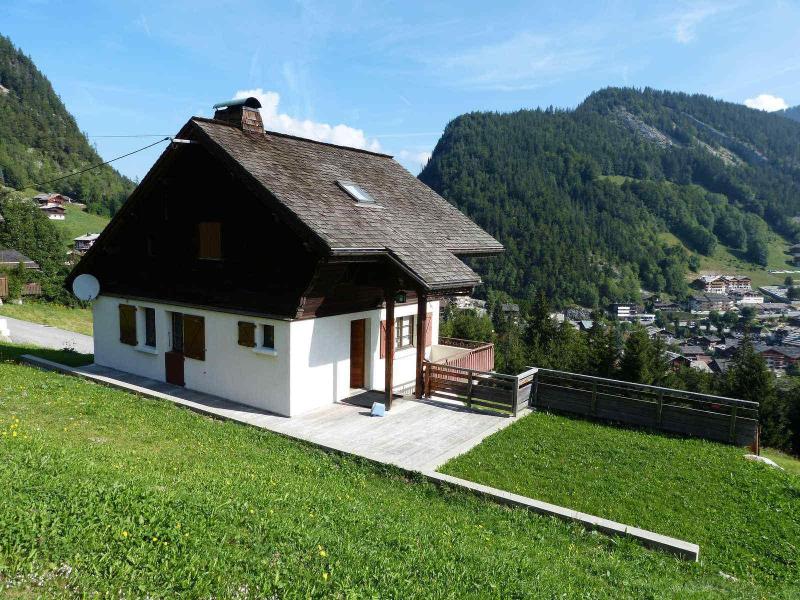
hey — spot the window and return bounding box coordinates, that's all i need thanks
[337,180,377,204]
[198,221,222,260]
[171,312,184,352]
[119,304,137,346]
[144,307,156,347]
[262,324,275,350]
[238,321,256,347]
[395,315,415,350]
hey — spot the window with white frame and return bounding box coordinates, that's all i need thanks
[395,315,415,350]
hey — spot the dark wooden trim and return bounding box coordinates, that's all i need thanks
[415,294,427,398]
[384,291,395,409]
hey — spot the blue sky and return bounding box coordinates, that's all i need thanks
[2,0,799,180]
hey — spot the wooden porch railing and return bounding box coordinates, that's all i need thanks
[436,337,495,371]
[532,368,759,447]
[423,361,536,416]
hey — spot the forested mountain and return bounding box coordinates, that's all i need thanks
[0,34,133,216]
[420,88,800,307]
[780,105,800,123]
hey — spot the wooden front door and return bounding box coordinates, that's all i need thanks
[165,313,185,386]
[350,319,366,388]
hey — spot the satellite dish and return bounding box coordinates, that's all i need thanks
[72,273,100,301]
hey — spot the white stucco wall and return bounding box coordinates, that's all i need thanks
[93,295,439,417]
[93,295,291,415]
[287,299,439,416]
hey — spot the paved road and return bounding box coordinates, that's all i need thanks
[2,316,94,354]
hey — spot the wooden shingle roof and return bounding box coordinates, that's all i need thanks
[187,117,503,291]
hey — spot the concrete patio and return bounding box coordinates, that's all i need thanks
[22,357,526,472]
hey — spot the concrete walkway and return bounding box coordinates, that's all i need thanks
[22,357,524,472]
[3,316,94,354]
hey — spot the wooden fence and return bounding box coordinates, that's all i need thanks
[424,361,536,416]
[0,277,7,299]
[438,337,495,371]
[532,368,759,447]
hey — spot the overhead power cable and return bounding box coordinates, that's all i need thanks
[18,136,171,191]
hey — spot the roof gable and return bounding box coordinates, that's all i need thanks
[187,118,503,290]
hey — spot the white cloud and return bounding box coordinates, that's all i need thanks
[744,93,789,112]
[233,88,381,151]
[397,149,432,172]
[673,4,725,44]
[434,31,600,91]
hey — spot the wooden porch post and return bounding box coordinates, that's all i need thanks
[384,292,395,410]
[415,293,427,398]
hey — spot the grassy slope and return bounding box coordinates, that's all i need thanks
[0,301,93,335]
[598,175,793,288]
[52,204,110,249]
[442,412,800,594]
[0,362,770,599]
[0,340,93,366]
[658,231,790,287]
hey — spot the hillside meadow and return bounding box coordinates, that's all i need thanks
[0,359,783,598]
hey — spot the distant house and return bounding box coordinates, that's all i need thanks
[729,289,764,305]
[694,275,751,294]
[689,293,733,313]
[34,192,74,205]
[40,203,66,220]
[756,344,800,373]
[678,345,705,360]
[67,97,504,417]
[652,300,682,313]
[501,303,521,324]
[665,351,691,370]
[688,334,722,350]
[609,302,638,320]
[73,233,101,253]
[0,248,41,299]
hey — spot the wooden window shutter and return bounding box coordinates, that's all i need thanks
[425,312,433,346]
[183,315,206,360]
[118,304,137,346]
[238,321,256,347]
[198,222,222,259]
[379,320,386,359]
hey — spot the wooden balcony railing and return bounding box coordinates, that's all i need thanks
[435,337,495,372]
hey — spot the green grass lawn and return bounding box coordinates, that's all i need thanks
[0,340,93,367]
[442,411,800,595]
[0,363,783,598]
[52,204,110,249]
[0,301,93,336]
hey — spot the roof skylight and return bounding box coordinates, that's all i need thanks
[338,180,377,204]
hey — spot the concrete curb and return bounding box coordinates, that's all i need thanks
[423,471,699,561]
[20,354,700,561]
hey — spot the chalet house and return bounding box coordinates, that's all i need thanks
[695,275,751,294]
[73,233,100,253]
[756,344,800,373]
[0,248,41,299]
[608,302,638,320]
[68,97,503,417]
[40,203,66,220]
[729,289,764,305]
[34,192,73,205]
[689,292,733,313]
